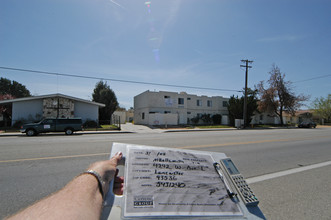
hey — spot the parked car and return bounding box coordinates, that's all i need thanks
[298,121,316,128]
[20,118,83,136]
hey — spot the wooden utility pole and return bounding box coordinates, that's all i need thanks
[240,59,253,128]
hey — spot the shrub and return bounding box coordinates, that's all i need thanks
[201,114,212,124]
[191,116,200,125]
[212,114,222,124]
[83,120,98,128]
[12,120,25,129]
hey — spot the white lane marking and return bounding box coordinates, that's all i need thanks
[246,160,331,184]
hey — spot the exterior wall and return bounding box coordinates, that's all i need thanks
[251,112,278,125]
[134,107,150,125]
[74,101,99,122]
[148,113,178,126]
[12,100,43,125]
[43,97,74,118]
[112,111,127,124]
[134,91,229,125]
[126,109,134,122]
[221,115,229,125]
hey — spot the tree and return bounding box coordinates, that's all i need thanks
[92,81,118,122]
[0,77,31,126]
[312,94,331,123]
[0,77,31,98]
[0,94,15,126]
[227,88,259,126]
[257,64,308,125]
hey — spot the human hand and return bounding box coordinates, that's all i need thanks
[113,170,124,195]
[87,152,124,196]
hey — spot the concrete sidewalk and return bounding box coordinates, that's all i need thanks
[120,123,163,133]
[121,123,236,133]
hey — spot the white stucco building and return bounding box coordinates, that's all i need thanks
[134,91,229,126]
[0,93,105,126]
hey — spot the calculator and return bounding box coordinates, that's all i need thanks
[220,158,259,206]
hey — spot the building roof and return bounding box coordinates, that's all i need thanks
[282,110,314,117]
[0,93,105,107]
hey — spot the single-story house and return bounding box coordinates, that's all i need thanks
[111,109,134,124]
[0,93,105,126]
[251,110,316,125]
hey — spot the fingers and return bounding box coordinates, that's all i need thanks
[109,151,123,167]
[114,176,124,184]
[113,176,124,195]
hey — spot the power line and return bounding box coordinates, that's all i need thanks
[293,74,331,83]
[0,66,241,93]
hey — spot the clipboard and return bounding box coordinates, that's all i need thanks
[102,143,265,220]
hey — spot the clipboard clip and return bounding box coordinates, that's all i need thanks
[213,162,237,199]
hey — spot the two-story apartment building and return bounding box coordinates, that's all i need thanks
[134,90,229,126]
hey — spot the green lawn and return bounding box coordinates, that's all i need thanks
[83,124,119,131]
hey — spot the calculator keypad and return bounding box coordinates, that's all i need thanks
[232,175,259,206]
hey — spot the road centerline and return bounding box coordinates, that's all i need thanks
[1,135,329,163]
[0,153,109,163]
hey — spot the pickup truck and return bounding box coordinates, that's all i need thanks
[20,118,83,136]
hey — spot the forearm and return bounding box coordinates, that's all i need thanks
[7,152,123,220]
[8,174,103,220]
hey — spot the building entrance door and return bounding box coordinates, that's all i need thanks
[178,113,186,124]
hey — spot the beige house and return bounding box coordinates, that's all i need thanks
[111,108,134,124]
[251,110,315,125]
[134,90,229,126]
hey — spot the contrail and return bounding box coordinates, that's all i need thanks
[110,0,125,9]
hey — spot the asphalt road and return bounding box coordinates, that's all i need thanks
[1,127,330,219]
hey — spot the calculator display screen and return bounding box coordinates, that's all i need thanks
[222,159,240,175]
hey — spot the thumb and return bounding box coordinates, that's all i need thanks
[110,151,123,166]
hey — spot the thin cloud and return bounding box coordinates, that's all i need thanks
[257,34,304,42]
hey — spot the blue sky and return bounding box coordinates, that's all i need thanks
[1,0,330,109]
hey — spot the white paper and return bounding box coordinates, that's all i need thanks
[124,146,242,217]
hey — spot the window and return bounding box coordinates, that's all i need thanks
[142,112,145,120]
[164,111,171,114]
[197,100,202,106]
[43,119,54,124]
[187,112,191,114]
[260,115,264,121]
[178,98,184,105]
[207,100,212,107]
[164,95,170,99]
[223,101,228,107]
[187,97,191,100]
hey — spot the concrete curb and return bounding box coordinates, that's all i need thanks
[0,130,132,137]
[164,128,236,132]
[1,125,323,137]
